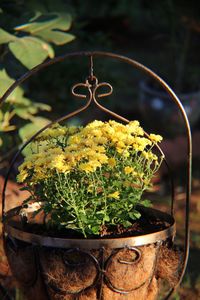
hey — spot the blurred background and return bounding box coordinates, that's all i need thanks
[0,0,200,299]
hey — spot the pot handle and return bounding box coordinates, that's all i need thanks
[0,51,192,300]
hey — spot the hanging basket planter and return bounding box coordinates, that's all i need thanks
[0,52,192,300]
[4,206,178,300]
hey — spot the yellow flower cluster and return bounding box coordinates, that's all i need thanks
[17,120,163,183]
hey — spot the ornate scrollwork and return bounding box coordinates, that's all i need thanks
[45,246,157,296]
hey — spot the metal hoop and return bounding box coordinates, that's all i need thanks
[0,51,192,299]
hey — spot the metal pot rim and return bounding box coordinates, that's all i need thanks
[4,206,176,249]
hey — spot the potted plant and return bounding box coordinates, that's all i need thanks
[4,119,181,300]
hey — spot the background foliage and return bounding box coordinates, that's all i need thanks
[0,0,75,164]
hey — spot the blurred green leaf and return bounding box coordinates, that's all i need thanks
[35,31,75,45]
[15,13,75,45]
[0,28,16,44]
[15,108,35,120]
[19,117,50,141]
[0,69,24,102]
[9,36,54,69]
[140,199,152,207]
[15,101,51,119]
[0,69,51,122]
[128,211,141,220]
[0,110,3,121]
[15,13,72,33]
[34,102,51,111]
[42,41,54,58]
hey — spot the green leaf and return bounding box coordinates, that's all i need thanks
[0,69,29,105]
[35,31,75,45]
[20,186,32,191]
[9,36,54,69]
[15,13,75,45]
[104,215,110,222]
[128,211,141,220]
[0,110,3,121]
[19,117,50,142]
[0,28,16,44]
[15,13,72,33]
[15,108,35,119]
[34,102,51,111]
[43,41,54,58]
[140,199,152,207]
[91,225,100,235]
[122,220,132,228]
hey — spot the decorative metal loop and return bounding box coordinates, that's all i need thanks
[48,248,101,295]
[71,82,91,99]
[117,246,141,265]
[72,74,113,102]
[94,82,113,98]
[62,248,99,268]
[103,246,153,294]
[86,75,98,86]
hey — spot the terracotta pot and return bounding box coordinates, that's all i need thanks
[4,206,180,300]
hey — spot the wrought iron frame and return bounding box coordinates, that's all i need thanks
[5,235,163,299]
[0,51,192,300]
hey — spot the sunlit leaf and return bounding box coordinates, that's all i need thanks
[0,69,24,102]
[0,110,3,121]
[0,70,51,120]
[19,117,50,141]
[15,108,35,120]
[0,28,16,44]
[42,41,54,58]
[9,36,53,69]
[34,30,75,45]
[34,102,51,111]
[15,13,75,45]
[15,13,72,33]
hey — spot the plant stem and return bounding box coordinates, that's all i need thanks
[64,173,87,237]
[98,168,108,225]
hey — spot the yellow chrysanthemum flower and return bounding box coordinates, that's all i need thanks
[149,134,163,143]
[108,191,120,199]
[108,157,116,167]
[17,169,29,182]
[124,166,134,174]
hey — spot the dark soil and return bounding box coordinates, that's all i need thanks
[9,206,171,239]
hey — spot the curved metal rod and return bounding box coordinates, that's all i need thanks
[0,51,92,106]
[0,51,191,298]
[104,246,157,294]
